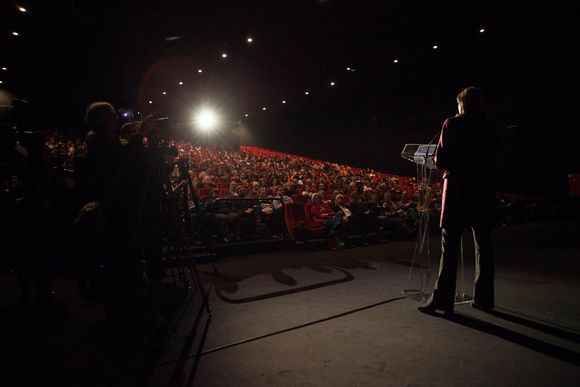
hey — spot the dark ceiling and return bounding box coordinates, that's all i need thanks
[0,1,577,130]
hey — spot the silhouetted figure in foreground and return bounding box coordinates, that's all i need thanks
[75,102,156,322]
[418,87,498,314]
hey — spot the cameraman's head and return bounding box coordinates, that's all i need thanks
[85,102,119,139]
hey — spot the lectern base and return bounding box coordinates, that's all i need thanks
[403,289,474,306]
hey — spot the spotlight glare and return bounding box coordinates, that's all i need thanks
[346,67,351,71]
[221,52,228,59]
[282,100,286,104]
[0,81,3,84]
[305,91,309,95]
[198,69,203,73]
[18,6,27,12]
[162,91,167,95]
[244,113,249,117]
[246,37,253,43]
[480,28,485,33]
[12,31,19,36]
[393,59,399,64]
[195,109,219,131]
[262,107,267,111]
[1,67,6,71]
[148,100,152,104]
[330,81,335,86]
[433,45,438,49]
[178,81,183,85]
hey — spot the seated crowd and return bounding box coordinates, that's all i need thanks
[38,130,441,248]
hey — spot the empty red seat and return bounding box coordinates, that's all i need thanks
[284,202,306,238]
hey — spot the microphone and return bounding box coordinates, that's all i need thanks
[427,129,442,146]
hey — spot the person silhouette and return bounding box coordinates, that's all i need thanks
[418,87,498,314]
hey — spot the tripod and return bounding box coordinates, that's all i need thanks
[150,139,211,315]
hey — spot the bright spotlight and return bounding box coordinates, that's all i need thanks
[479,28,485,33]
[246,37,253,43]
[305,91,309,95]
[12,31,19,36]
[198,69,203,73]
[330,81,335,86]
[1,67,6,71]
[18,7,27,12]
[433,45,438,49]
[178,81,183,85]
[282,100,286,104]
[393,59,399,64]
[195,109,219,131]
[262,107,267,111]
[162,91,167,95]
[148,100,152,104]
[221,52,228,59]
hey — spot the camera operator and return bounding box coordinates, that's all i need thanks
[74,102,159,322]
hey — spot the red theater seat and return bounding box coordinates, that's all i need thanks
[284,202,306,238]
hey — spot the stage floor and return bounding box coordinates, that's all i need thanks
[151,218,580,386]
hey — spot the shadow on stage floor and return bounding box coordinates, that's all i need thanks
[443,309,580,366]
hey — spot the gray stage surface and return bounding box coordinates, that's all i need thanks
[149,218,580,386]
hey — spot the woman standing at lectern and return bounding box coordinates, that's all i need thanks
[418,86,499,314]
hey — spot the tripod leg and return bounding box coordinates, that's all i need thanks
[211,253,219,275]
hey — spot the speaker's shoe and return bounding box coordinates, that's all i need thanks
[470,301,494,313]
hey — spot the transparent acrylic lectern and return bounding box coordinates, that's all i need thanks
[400,143,472,305]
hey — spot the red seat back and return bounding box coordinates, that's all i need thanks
[284,202,305,237]
[304,202,315,225]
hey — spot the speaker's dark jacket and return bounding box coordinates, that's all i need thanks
[434,113,498,228]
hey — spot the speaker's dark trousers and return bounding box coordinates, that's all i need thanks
[432,226,495,307]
